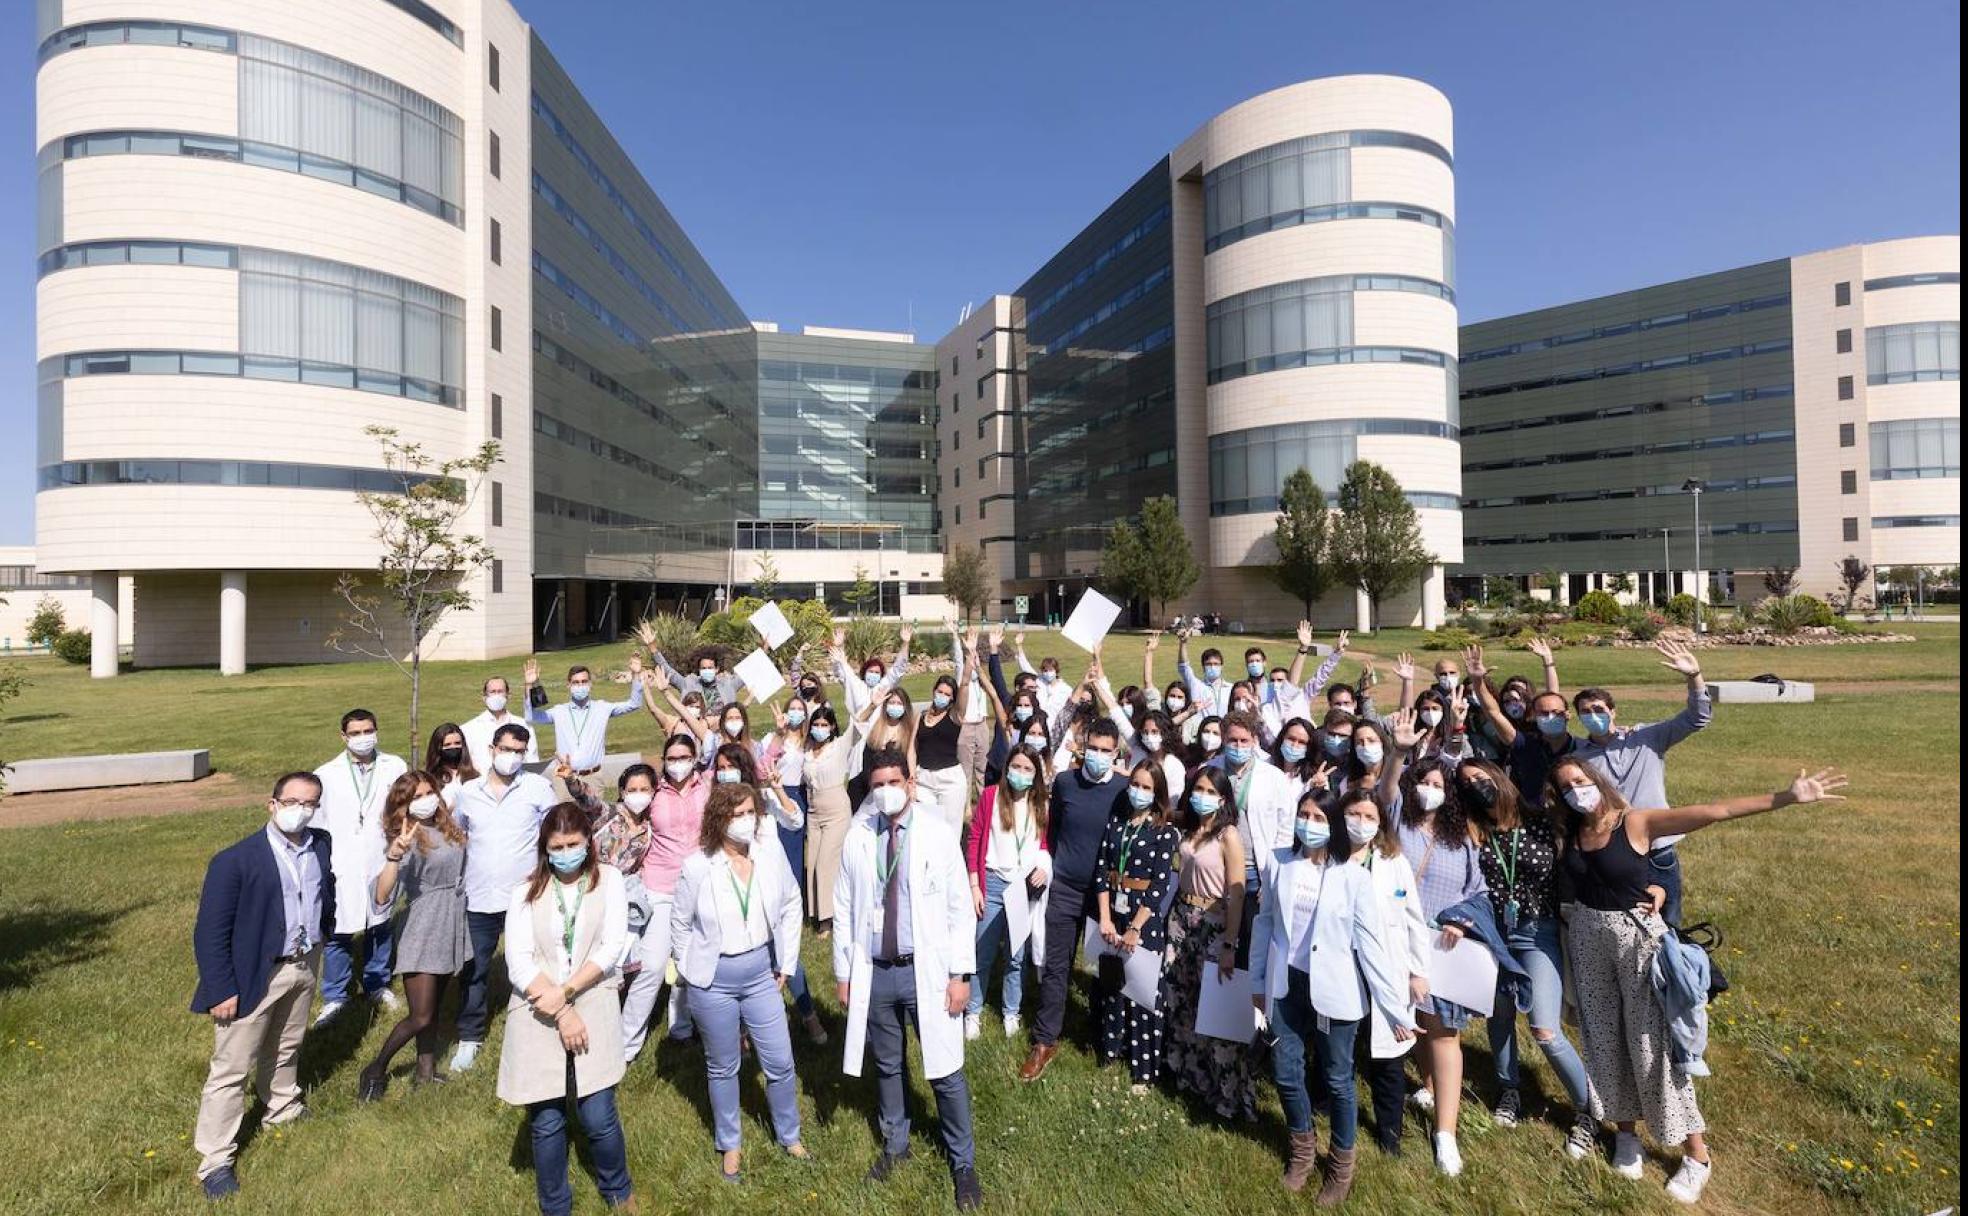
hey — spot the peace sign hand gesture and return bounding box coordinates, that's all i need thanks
[1309,761,1335,792]
[1143,630,1161,653]
[387,815,419,862]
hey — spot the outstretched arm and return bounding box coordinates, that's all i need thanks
[1526,637,1560,695]
[1634,767,1847,842]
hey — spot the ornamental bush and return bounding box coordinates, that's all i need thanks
[1572,590,1624,624]
[51,629,93,665]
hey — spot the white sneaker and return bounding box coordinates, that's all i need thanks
[963,1012,982,1041]
[1408,1085,1436,1113]
[1565,1114,1599,1161]
[1665,1156,1711,1204]
[449,1040,481,1073]
[372,988,400,1012]
[1433,1132,1463,1177]
[1612,1131,1645,1180]
[1003,1013,1023,1038]
[311,1000,345,1029]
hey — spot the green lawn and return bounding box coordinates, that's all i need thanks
[0,626,1959,1215]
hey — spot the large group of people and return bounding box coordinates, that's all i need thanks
[189,619,1843,1211]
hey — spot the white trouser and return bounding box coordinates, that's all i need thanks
[621,894,692,1062]
[917,764,969,835]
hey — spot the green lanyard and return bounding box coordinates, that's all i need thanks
[728,864,755,924]
[1010,798,1032,855]
[1487,827,1521,894]
[1230,762,1255,814]
[568,703,592,744]
[1114,819,1148,876]
[347,754,376,820]
[876,823,910,889]
[554,877,587,961]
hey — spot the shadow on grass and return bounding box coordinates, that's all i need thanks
[1,712,71,726]
[0,901,154,993]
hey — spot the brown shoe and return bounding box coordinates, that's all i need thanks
[1283,1129,1320,1191]
[1017,1043,1058,1082]
[1315,1145,1357,1207]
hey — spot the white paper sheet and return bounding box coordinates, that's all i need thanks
[1195,962,1258,1043]
[1003,874,1034,956]
[734,648,786,701]
[1080,916,1109,971]
[1121,943,1163,1011]
[1061,589,1122,653]
[749,601,794,649]
[1424,935,1499,1016]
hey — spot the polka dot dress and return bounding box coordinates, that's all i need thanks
[1092,819,1181,1084]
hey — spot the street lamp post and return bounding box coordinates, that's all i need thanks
[1660,527,1671,605]
[1681,478,1705,633]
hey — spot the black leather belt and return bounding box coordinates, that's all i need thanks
[872,954,915,969]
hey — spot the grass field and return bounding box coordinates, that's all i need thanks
[0,624,1959,1215]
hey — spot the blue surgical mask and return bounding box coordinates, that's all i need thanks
[569,685,591,703]
[1006,769,1034,792]
[1280,741,1307,764]
[548,845,588,874]
[698,670,718,686]
[1581,710,1612,736]
[1536,713,1569,737]
[1081,752,1112,780]
[809,724,834,742]
[1295,819,1330,850]
[932,692,952,710]
[786,709,807,727]
[885,703,905,721]
[1203,664,1223,681]
[1320,734,1348,757]
[1039,670,1057,685]
[1190,792,1222,816]
[1247,661,1265,679]
[1014,705,1034,723]
[864,670,883,688]
[1127,787,1155,811]
[715,769,742,784]
[1503,700,1527,720]
[1225,742,1253,766]
[1355,743,1384,767]
[1024,733,1049,752]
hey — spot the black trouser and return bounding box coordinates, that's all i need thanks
[1033,881,1089,1046]
[1361,1047,1407,1148]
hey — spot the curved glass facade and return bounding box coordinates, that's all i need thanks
[1866,321,1960,385]
[39,459,441,492]
[1205,275,1452,385]
[1203,130,1452,257]
[1208,419,1460,516]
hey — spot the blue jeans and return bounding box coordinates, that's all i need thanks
[967,871,1028,1017]
[868,959,975,1172]
[455,910,506,1044]
[696,945,802,1151]
[526,1065,632,1216]
[1488,915,1590,1109]
[1271,968,1362,1149]
[780,785,809,917]
[321,919,395,1004]
[1650,845,1684,927]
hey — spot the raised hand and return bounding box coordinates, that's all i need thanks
[1335,629,1349,654]
[1393,652,1416,684]
[523,656,540,685]
[1788,767,1849,804]
[898,622,915,644]
[1296,620,1313,648]
[627,652,643,678]
[965,622,981,648]
[1463,644,1487,680]
[1655,638,1702,677]
[1143,630,1161,654]
[1309,760,1334,791]
[1450,693,1469,729]
[988,621,1006,649]
[1389,707,1421,751]
[635,620,658,649]
[647,664,671,692]
[830,624,846,649]
[1526,636,1554,664]
[388,814,419,860]
[1359,660,1378,689]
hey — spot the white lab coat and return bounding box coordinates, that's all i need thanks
[314,750,407,935]
[460,709,539,776]
[1360,852,1430,1058]
[1208,757,1297,864]
[670,847,803,989]
[1250,847,1413,1034]
[832,803,977,1080]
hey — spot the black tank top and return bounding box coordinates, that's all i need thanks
[915,712,962,770]
[1562,814,1655,912]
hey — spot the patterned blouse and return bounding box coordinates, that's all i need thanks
[1474,816,1561,925]
[1093,816,1181,951]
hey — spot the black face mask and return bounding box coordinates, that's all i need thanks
[799,685,822,702]
[1459,780,1498,810]
[439,746,465,766]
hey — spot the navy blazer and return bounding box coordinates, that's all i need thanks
[190,826,336,1018]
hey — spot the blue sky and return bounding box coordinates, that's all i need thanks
[1,0,1958,542]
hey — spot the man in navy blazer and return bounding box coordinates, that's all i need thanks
[190,771,337,1201]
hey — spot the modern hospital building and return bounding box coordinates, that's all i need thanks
[27,0,1958,671]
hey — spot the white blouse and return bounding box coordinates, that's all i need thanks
[712,858,773,955]
[504,864,630,989]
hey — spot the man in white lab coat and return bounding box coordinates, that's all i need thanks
[834,748,983,1211]
[312,708,407,1025]
[459,674,539,775]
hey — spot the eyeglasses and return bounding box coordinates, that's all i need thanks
[274,799,321,811]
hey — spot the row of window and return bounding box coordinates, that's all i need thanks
[51,128,463,226]
[1024,202,1172,324]
[236,248,464,396]
[1027,387,1175,462]
[1465,474,1797,509]
[38,238,236,275]
[1459,384,1794,437]
[531,254,749,408]
[381,0,465,45]
[1210,342,1450,388]
[43,348,462,408]
[38,19,233,59]
[534,330,746,439]
[1461,293,1789,364]
[1464,427,1796,472]
[1206,275,1453,388]
[759,360,937,390]
[530,94,739,330]
[1024,325,1174,414]
[535,490,657,530]
[0,563,90,590]
[1871,515,1960,529]
[1870,418,1960,480]
[1467,520,1799,547]
[37,459,440,492]
[1865,272,1959,292]
[1030,264,1172,352]
[534,410,740,499]
[1207,200,1455,265]
[533,172,700,338]
[732,521,940,553]
[1206,419,1461,517]
[1460,338,1794,399]
[1865,321,1960,385]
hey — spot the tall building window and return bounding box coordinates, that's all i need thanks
[1870,418,1960,479]
[489,218,501,265]
[1842,517,1858,542]
[237,249,464,402]
[490,305,502,351]
[492,480,503,525]
[1834,281,1851,306]
[1836,328,1852,354]
[488,43,500,91]
[1841,470,1857,494]
[489,131,501,179]
[1839,422,1855,447]
[491,391,502,437]
[1866,321,1961,385]
[1838,374,1853,400]
[491,559,503,593]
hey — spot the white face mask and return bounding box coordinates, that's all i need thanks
[665,760,695,785]
[1139,732,1163,752]
[1346,817,1379,846]
[622,790,654,814]
[346,731,377,757]
[492,752,525,778]
[1565,784,1603,813]
[1200,731,1222,751]
[1420,709,1444,729]
[1437,673,1461,692]
[1414,784,1446,812]
[272,804,314,835]
[724,815,757,846]
[485,693,509,714]
[874,784,908,817]
[723,719,745,737]
[408,794,439,820]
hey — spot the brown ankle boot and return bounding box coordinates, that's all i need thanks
[1283,1130,1320,1191]
[1316,1145,1357,1207]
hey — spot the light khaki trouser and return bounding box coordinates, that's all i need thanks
[193,951,317,1179]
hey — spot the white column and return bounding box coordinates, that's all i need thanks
[1354,587,1373,632]
[1421,564,1446,630]
[90,571,119,679]
[219,570,248,676]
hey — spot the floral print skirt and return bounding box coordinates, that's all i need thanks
[1159,901,1257,1121]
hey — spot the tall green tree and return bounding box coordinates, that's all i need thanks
[751,552,780,600]
[1834,555,1872,613]
[1099,520,1144,605]
[844,563,877,616]
[1101,496,1198,619]
[1330,460,1435,632]
[942,543,990,620]
[1268,469,1333,619]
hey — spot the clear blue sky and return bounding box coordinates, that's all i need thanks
[1,0,1958,543]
